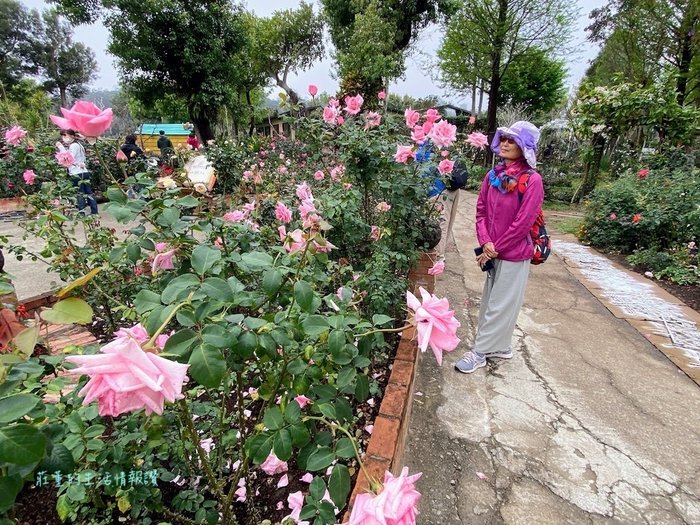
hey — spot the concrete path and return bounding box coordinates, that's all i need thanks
[404,191,700,524]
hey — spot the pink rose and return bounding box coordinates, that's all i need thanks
[116,149,128,162]
[323,105,338,125]
[467,131,489,149]
[282,228,306,254]
[337,115,345,125]
[370,225,381,241]
[298,199,316,220]
[438,159,455,174]
[313,170,325,181]
[50,100,113,138]
[64,334,189,417]
[155,332,172,350]
[114,323,150,344]
[275,201,293,223]
[328,97,340,108]
[422,120,433,134]
[330,165,345,181]
[377,90,386,100]
[365,111,382,129]
[469,115,476,125]
[428,120,457,149]
[609,213,617,220]
[406,286,460,365]
[55,150,75,168]
[152,244,176,273]
[308,84,318,97]
[296,181,313,201]
[424,108,440,123]
[277,165,288,174]
[404,108,420,128]
[637,168,649,178]
[294,394,312,408]
[394,144,415,164]
[428,260,445,275]
[260,452,288,475]
[411,125,427,144]
[22,169,36,185]
[4,126,27,146]
[344,94,364,115]
[223,210,246,222]
[348,467,422,525]
[375,201,391,212]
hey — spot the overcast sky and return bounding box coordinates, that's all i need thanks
[21,0,607,106]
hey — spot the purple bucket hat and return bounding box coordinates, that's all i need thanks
[491,121,541,168]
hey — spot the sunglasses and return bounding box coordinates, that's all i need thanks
[500,136,517,145]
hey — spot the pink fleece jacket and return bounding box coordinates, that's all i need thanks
[475,161,544,262]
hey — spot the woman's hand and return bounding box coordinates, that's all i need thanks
[483,242,498,259]
[476,253,491,268]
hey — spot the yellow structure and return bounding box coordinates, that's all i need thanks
[135,124,191,154]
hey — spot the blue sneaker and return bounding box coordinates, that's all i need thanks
[454,351,486,374]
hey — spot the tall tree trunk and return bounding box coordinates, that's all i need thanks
[191,107,215,144]
[675,10,697,105]
[485,0,509,163]
[59,86,67,108]
[572,134,606,203]
[470,82,477,115]
[276,76,300,105]
[246,90,256,135]
[478,79,485,114]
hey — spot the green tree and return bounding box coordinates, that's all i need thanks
[321,0,457,98]
[0,0,42,90]
[587,0,699,105]
[497,48,567,115]
[38,9,98,107]
[438,0,577,151]
[104,0,248,142]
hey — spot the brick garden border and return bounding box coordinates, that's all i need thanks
[344,251,437,519]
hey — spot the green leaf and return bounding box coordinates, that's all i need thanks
[309,476,326,503]
[191,245,222,275]
[162,329,198,360]
[289,423,311,447]
[285,401,301,422]
[306,446,335,472]
[10,326,38,358]
[56,494,71,521]
[201,277,235,302]
[233,331,257,359]
[334,397,353,423]
[177,195,200,208]
[328,330,345,354]
[294,280,315,312]
[161,274,200,304]
[41,298,93,325]
[202,325,236,348]
[105,187,126,204]
[40,444,74,475]
[263,407,284,431]
[328,464,351,509]
[273,428,292,461]
[354,375,370,402]
[262,268,283,297]
[157,207,180,227]
[188,345,226,388]
[336,368,356,389]
[246,433,274,464]
[0,475,23,513]
[126,243,141,262]
[0,424,47,465]
[301,315,330,337]
[317,403,336,420]
[372,314,393,326]
[240,251,274,270]
[134,289,161,314]
[335,438,355,459]
[0,394,40,423]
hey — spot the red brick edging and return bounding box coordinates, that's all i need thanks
[344,251,436,519]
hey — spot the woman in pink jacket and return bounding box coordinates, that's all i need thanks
[455,121,543,373]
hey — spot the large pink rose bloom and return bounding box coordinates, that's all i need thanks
[394,145,415,164]
[404,108,420,128]
[344,94,364,115]
[55,150,75,168]
[349,467,423,525]
[406,287,460,365]
[467,131,489,149]
[50,100,113,138]
[275,201,293,223]
[4,126,27,146]
[64,335,189,417]
[428,120,457,149]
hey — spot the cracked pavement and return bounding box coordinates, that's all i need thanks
[404,192,700,524]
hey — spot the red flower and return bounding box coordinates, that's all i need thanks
[637,168,649,179]
[632,213,642,224]
[609,213,617,220]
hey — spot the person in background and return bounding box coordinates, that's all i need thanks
[455,121,543,374]
[187,131,201,150]
[55,129,98,215]
[120,134,144,161]
[157,130,173,160]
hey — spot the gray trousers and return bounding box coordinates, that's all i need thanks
[474,259,530,355]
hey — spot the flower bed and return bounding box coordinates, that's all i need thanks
[1,96,470,524]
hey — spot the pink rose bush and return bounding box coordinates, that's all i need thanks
[50,100,113,139]
[4,126,27,146]
[406,287,460,365]
[349,467,422,525]
[64,324,189,417]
